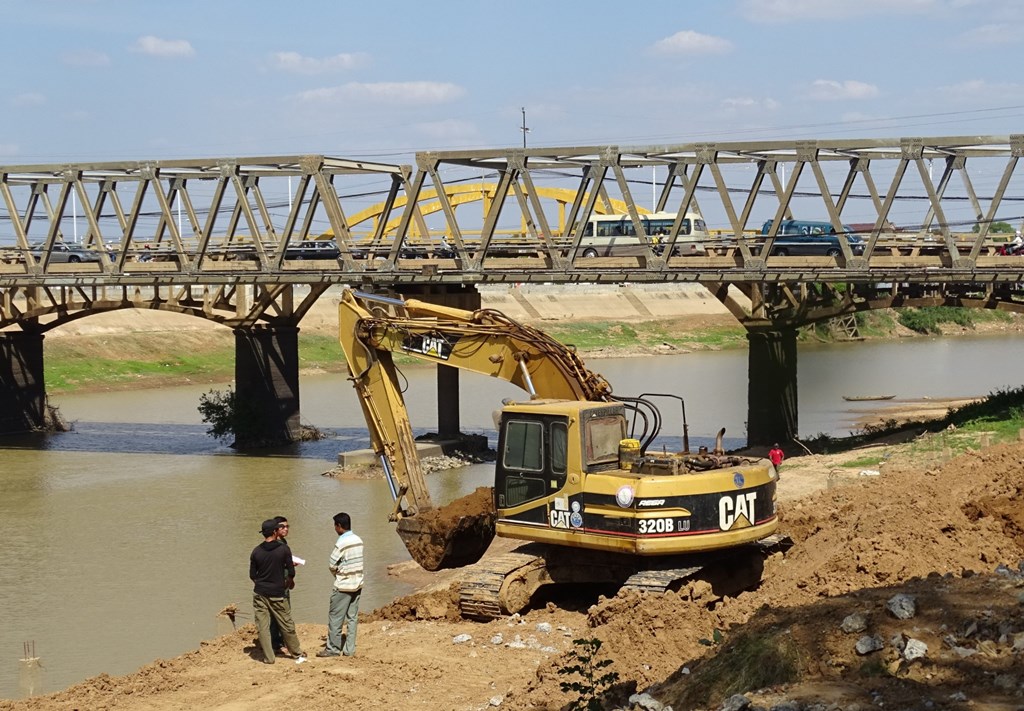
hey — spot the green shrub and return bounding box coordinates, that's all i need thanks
[897,307,975,334]
[558,638,619,711]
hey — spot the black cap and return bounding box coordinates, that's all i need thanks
[260,519,279,537]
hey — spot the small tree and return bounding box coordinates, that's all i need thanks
[198,387,262,446]
[972,221,1014,234]
[558,638,619,710]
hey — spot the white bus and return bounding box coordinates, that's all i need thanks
[573,211,708,257]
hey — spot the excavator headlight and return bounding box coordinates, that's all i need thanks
[615,485,634,508]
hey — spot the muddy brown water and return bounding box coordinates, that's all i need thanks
[1,334,1020,699]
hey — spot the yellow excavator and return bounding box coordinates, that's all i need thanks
[338,288,786,618]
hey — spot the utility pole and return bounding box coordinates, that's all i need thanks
[520,107,530,148]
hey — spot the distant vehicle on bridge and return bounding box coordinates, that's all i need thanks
[573,211,708,258]
[29,242,110,263]
[284,239,341,261]
[760,219,865,257]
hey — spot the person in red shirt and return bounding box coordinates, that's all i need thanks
[768,443,784,472]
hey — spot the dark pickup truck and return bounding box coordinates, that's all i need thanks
[284,240,341,260]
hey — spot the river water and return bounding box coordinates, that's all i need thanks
[1,334,1020,699]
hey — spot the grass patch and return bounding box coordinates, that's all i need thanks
[804,386,1024,459]
[840,455,885,469]
[673,628,800,709]
[541,319,746,351]
[45,331,351,393]
[897,306,975,334]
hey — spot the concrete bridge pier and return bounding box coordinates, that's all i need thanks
[234,325,301,448]
[398,286,482,440]
[746,328,798,447]
[0,331,47,434]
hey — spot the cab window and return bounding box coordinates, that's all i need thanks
[503,420,544,471]
[551,421,568,479]
[585,415,624,466]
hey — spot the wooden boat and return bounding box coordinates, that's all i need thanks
[842,394,896,402]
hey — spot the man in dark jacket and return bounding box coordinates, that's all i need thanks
[268,515,295,654]
[249,519,306,664]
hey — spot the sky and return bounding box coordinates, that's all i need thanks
[3,0,1024,167]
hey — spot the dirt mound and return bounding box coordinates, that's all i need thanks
[508,442,1024,709]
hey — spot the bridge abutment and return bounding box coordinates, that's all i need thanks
[234,325,301,448]
[0,331,47,434]
[746,329,798,447]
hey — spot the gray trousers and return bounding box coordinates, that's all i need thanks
[253,593,304,663]
[326,588,361,656]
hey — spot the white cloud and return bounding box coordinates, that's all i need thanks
[61,50,111,67]
[938,78,1021,98]
[959,23,1018,44]
[721,96,780,111]
[740,0,934,22]
[271,51,366,74]
[297,81,465,105]
[807,79,880,100]
[12,93,45,108]
[652,30,732,55]
[131,35,195,58]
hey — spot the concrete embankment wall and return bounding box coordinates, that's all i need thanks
[476,283,732,322]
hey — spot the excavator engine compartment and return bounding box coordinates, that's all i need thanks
[632,453,765,476]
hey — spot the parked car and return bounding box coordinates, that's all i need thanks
[760,219,865,257]
[29,242,109,263]
[283,240,340,260]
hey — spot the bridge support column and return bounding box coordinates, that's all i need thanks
[0,331,47,434]
[234,325,301,448]
[398,285,482,439]
[746,329,798,447]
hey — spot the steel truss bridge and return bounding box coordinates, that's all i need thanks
[2,135,1024,443]
[1,135,1024,333]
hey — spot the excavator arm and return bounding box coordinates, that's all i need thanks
[337,288,611,570]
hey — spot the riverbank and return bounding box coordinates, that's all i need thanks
[4,415,1022,710]
[37,284,1024,394]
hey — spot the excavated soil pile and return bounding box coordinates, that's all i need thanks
[4,444,1024,711]
[509,440,1024,709]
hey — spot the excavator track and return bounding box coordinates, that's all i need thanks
[622,533,794,594]
[458,534,794,619]
[458,547,546,620]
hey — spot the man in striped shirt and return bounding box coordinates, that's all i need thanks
[316,512,364,657]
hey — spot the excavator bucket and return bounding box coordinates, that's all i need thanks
[396,487,497,571]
